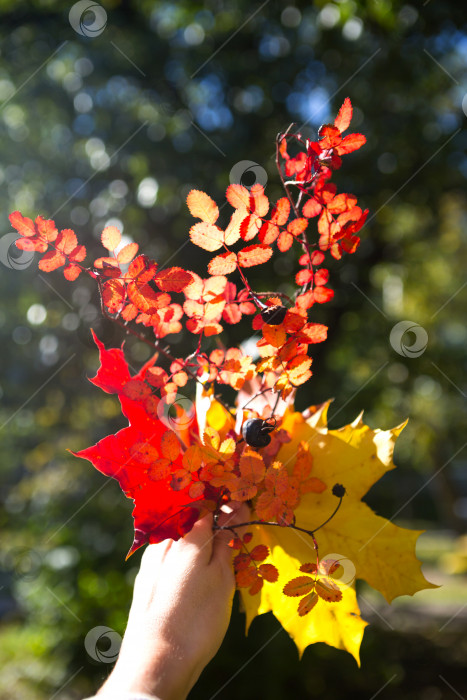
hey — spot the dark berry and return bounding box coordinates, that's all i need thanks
[332,483,346,498]
[261,305,287,325]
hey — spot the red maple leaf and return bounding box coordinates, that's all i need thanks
[72,333,205,557]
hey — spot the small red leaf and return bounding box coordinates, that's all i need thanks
[287,218,308,236]
[334,97,353,134]
[187,190,219,224]
[226,184,250,209]
[313,286,334,303]
[56,229,78,255]
[295,269,313,286]
[9,211,36,237]
[101,226,121,251]
[335,133,366,155]
[298,592,319,616]
[272,197,290,226]
[314,269,330,286]
[283,576,315,597]
[237,244,273,267]
[277,230,293,252]
[161,430,181,461]
[63,264,82,281]
[154,267,193,292]
[102,279,126,312]
[258,563,279,582]
[117,242,139,264]
[208,251,237,275]
[250,544,269,561]
[189,222,224,252]
[302,198,322,218]
[38,250,66,272]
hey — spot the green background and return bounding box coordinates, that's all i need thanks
[0,1,466,698]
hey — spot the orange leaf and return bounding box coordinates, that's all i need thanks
[318,209,332,250]
[94,256,120,269]
[250,544,269,561]
[297,323,328,344]
[335,133,366,156]
[36,216,58,242]
[293,442,313,481]
[298,592,319,616]
[313,287,334,304]
[286,355,313,386]
[148,458,171,480]
[171,469,191,491]
[189,222,224,252]
[187,189,219,224]
[237,244,272,268]
[130,442,160,464]
[261,324,286,348]
[239,447,266,484]
[9,211,36,237]
[102,279,126,313]
[258,563,279,582]
[161,430,181,461]
[240,213,262,242]
[121,379,152,401]
[69,244,86,263]
[315,578,343,603]
[122,303,138,321]
[258,221,279,245]
[249,576,264,596]
[300,563,317,574]
[117,242,139,264]
[277,230,293,252]
[203,275,228,298]
[172,370,188,388]
[224,209,244,245]
[63,264,82,281]
[334,97,353,133]
[189,481,205,499]
[226,183,250,209]
[250,183,269,216]
[311,251,325,265]
[255,491,283,521]
[236,567,258,588]
[287,218,308,236]
[154,267,193,292]
[295,269,313,286]
[302,197,322,218]
[128,255,157,282]
[314,269,330,286]
[283,576,315,597]
[182,444,204,472]
[300,477,327,494]
[230,477,259,502]
[272,197,290,226]
[38,250,66,272]
[208,251,237,275]
[101,226,121,251]
[127,282,170,313]
[146,366,168,388]
[264,462,290,495]
[56,229,78,255]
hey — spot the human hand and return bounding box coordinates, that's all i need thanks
[96,503,249,700]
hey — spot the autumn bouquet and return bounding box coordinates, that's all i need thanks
[9,98,434,662]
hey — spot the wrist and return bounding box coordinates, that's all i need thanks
[98,640,199,700]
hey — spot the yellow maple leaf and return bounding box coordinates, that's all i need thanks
[234,400,437,664]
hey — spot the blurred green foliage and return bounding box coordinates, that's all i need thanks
[0,1,466,698]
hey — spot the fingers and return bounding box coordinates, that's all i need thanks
[176,512,215,566]
[211,502,251,565]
